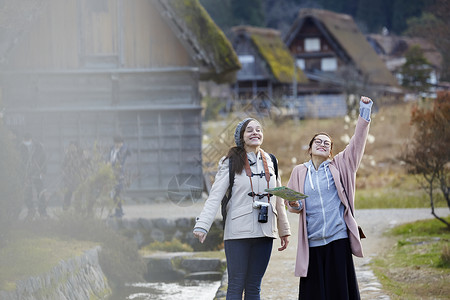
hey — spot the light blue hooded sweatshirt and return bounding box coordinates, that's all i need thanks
[304,160,348,247]
[303,100,372,247]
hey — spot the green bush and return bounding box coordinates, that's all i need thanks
[18,214,146,290]
[439,244,450,268]
[202,96,226,121]
[67,144,116,218]
[142,238,193,253]
[0,125,23,245]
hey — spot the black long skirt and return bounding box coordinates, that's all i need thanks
[299,238,360,300]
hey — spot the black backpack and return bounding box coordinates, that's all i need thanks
[220,153,278,228]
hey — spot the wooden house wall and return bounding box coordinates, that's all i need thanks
[288,19,343,72]
[289,94,347,119]
[122,0,191,68]
[1,0,204,201]
[233,35,287,99]
[2,69,202,199]
[5,0,191,70]
[233,35,270,81]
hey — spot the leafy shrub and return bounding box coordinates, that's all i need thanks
[202,96,226,121]
[19,214,146,289]
[67,144,116,218]
[0,125,23,245]
[439,244,450,268]
[142,238,193,253]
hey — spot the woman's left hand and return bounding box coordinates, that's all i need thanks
[278,235,289,251]
[361,96,372,104]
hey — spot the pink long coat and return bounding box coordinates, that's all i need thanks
[286,116,370,277]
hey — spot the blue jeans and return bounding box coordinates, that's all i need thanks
[224,237,273,300]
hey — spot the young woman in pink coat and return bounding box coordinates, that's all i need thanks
[286,96,373,300]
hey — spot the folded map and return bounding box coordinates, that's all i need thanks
[265,186,308,201]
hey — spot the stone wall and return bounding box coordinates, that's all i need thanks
[0,247,111,300]
[107,217,224,251]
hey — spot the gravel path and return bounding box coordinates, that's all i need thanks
[40,202,449,299]
[120,203,448,299]
[260,207,449,300]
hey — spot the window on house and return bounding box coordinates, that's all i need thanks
[238,55,255,64]
[428,70,437,85]
[304,38,320,52]
[296,59,305,70]
[238,55,255,75]
[321,57,337,71]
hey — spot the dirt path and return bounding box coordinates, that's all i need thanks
[260,208,448,300]
[120,204,447,299]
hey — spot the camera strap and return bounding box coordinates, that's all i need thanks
[244,150,271,203]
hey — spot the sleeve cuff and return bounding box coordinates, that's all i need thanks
[193,227,207,234]
[359,100,373,121]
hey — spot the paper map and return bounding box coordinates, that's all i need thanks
[265,186,308,201]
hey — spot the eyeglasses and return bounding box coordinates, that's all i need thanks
[313,138,331,148]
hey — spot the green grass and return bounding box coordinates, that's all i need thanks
[190,250,226,260]
[371,217,450,299]
[0,237,97,291]
[0,216,146,294]
[140,238,194,253]
[356,188,447,209]
[355,171,447,209]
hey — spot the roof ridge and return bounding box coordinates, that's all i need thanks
[298,8,352,21]
[232,25,280,37]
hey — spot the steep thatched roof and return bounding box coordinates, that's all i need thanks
[233,26,308,84]
[160,0,241,83]
[285,8,397,87]
[368,34,443,69]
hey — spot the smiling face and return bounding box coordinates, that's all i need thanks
[309,133,332,159]
[243,120,263,152]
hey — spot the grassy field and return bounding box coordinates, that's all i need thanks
[0,234,97,291]
[372,217,450,299]
[203,101,447,209]
[2,101,447,296]
[203,101,450,298]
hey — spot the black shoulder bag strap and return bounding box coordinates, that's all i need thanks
[341,179,366,239]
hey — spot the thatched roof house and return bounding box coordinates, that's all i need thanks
[0,0,240,201]
[159,0,241,82]
[367,34,442,83]
[285,8,399,93]
[231,25,307,100]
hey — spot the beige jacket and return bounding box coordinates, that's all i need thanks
[287,116,369,277]
[195,150,291,240]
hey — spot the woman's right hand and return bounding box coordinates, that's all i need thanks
[288,200,301,208]
[193,229,207,243]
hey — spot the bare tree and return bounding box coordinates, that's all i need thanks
[400,92,450,228]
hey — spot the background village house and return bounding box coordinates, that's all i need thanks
[0,0,240,203]
[284,8,402,118]
[230,25,308,116]
[366,33,443,98]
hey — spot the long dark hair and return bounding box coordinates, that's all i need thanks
[225,118,254,174]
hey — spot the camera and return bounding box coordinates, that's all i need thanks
[253,201,269,223]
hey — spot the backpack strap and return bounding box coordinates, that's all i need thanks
[221,157,233,228]
[269,153,278,179]
[221,152,279,228]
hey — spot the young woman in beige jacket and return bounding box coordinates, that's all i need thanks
[194,118,291,299]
